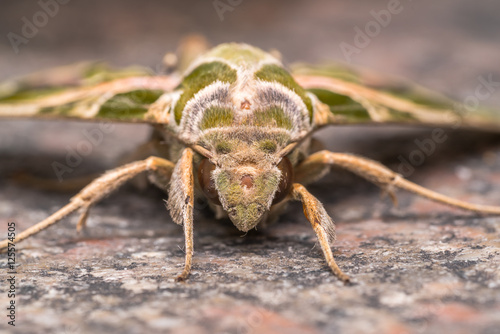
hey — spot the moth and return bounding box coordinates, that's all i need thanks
[1,37,500,283]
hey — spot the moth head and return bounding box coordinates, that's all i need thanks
[197,153,293,232]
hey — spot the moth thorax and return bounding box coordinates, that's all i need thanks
[240,99,251,110]
[231,72,257,111]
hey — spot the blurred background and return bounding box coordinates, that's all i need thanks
[1,0,500,96]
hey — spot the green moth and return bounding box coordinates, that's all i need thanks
[1,38,499,283]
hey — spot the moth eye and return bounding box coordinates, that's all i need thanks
[198,159,221,205]
[272,157,294,205]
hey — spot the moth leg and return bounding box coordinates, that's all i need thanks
[292,183,350,283]
[69,137,176,232]
[295,150,500,215]
[166,148,195,281]
[76,204,91,232]
[0,156,175,252]
[384,189,399,207]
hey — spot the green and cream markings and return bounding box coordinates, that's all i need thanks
[172,44,313,144]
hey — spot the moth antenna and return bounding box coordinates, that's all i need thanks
[278,142,298,158]
[192,145,213,159]
[295,151,500,215]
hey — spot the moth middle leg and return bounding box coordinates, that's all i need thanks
[295,150,500,214]
[0,156,175,250]
[291,183,350,283]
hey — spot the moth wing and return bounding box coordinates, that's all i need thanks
[0,61,179,124]
[292,63,500,132]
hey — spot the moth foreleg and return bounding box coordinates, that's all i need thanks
[75,157,175,231]
[296,151,500,215]
[166,148,195,281]
[0,156,175,252]
[292,183,350,283]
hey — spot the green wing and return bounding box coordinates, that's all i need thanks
[0,62,179,124]
[292,63,500,131]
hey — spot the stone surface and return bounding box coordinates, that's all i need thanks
[1,1,500,334]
